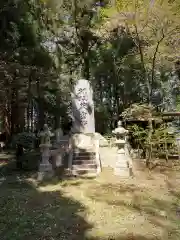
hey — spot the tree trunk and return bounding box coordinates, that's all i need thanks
[27,71,33,132]
[146,112,153,168]
[54,93,61,129]
[83,52,90,80]
[30,101,34,132]
[36,77,45,129]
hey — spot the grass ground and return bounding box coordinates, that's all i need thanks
[0,153,180,240]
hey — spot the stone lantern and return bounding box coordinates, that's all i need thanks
[112,120,132,177]
[38,124,53,180]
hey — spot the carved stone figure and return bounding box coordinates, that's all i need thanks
[39,124,52,146]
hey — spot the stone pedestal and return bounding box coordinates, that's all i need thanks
[38,143,53,181]
[69,133,101,177]
[51,148,65,168]
[114,148,129,176]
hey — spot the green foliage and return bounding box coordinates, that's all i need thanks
[128,124,148,153]
[176,95,180,111]
[99,0,180,104]
[150,124,177,159]
[152,125,169,142]
[0,0,180,136]
[21,151,40,170]
[12,132,36,149]
[122,104,162,123]
[122,104,153,121]
[129,124,148,143]
[151,125,175,149]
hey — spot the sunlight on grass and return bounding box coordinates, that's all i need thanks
[1,163,180,239]
[0,161,8,167]
[38,178,85,192]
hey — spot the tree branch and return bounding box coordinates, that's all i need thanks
[151,30,165,97]
[134,23,150,103]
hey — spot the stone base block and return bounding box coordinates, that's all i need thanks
[71,133,96,150]
[39,163,52,172]
[38,162,54,181]
[37,170,54,181]
[115,161,128,167]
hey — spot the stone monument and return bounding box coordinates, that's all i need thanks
[69,79,101,176]
[71,79,95,133]
[112,121,132,177]
[38,124,53,180]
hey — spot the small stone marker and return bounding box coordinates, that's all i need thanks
[55,128,63,143]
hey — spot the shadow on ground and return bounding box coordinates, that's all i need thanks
[0,152,93,239]
[0,171,163,240]
[0,175,92,240]
[0,151,38,183]
[1,152,180,239]
[88,235,163,240]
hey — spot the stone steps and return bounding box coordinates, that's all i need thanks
[73,159,95,164]
[73,155,96,160]
[72,164,97,169]
[72,168,98,177]
[71,150,98,177]
[73,153,96,158]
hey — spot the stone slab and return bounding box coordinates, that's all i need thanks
[39,163,52,172]
[71,133,97,150]
[37,171,54,181]
[71,79,95,133]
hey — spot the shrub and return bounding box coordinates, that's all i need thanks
[12,132,36,150]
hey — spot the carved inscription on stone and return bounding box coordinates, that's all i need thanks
[72,79,95,133]
[77,88,88,126]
